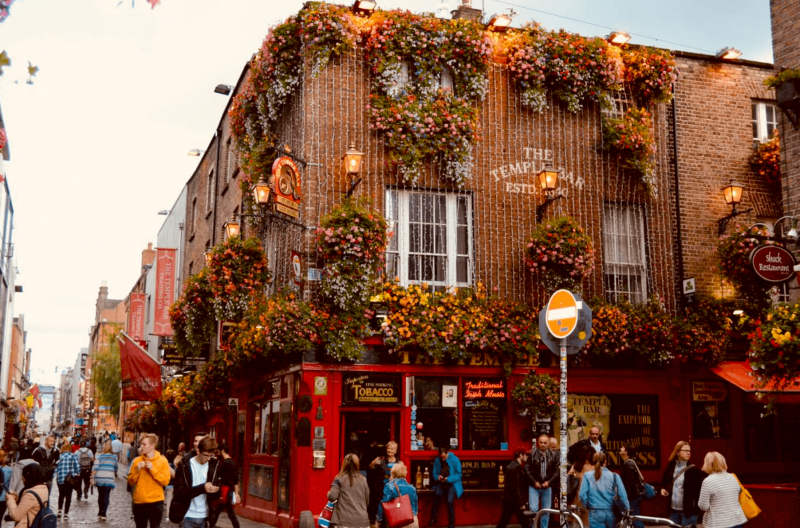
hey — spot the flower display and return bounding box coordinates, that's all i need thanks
[763,67,800,89]
[235,290,319,360]
[602,107,658,196]
[582,301,630,360]
[621,46,677,106]
[525,216,596,293]
[317,197,388,313]
[624,297,675,367]
[717,225,776,310]
[1,0,17,23]
[0,127,7,150]
[749,302,800,392]
[674,299,730,366]
[511,370,559,419]
[751,131,781,188]
[506,22,622,113]
[169,271,216,359]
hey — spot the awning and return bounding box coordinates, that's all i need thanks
[711,361,800,404]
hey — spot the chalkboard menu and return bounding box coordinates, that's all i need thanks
[409,458,508,490]
[567,393,660,469]
[464,399,507,450]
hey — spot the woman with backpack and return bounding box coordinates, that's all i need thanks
[6,463,50,528]
[54,442,80,519]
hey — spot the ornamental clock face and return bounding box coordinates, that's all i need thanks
[278,164,298,198]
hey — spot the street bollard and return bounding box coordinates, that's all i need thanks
[299,510,316,528]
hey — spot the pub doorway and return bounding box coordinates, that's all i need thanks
[340,411,401,468]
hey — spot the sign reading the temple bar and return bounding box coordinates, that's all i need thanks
[342,373,401,406]
[750,245,796,283]
[271,156,302,219]
[128,293,146,342]
[153,248,176,336]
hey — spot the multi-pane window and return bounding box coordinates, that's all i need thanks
[603,204,648,304]
[206,171,215,213]
[752,101,778,142]
[386,190,472,291]
[190,198,197,235]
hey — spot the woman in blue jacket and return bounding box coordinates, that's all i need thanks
[578,452,630,528]
[378,463,419,528]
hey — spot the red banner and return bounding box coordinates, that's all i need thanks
[128,293,146,342]
[153,248,177,336]
[119,332,162,401]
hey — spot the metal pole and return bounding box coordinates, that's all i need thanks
[559,338,568,528]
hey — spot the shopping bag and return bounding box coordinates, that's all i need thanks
[381,482,414,528]
[732,474,761,520]
[318,500,337,528]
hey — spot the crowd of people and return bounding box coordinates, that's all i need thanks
[0,431,241,528]
[326,431,751,528]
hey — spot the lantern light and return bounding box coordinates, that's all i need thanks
[224,217,241,239]
[204,249,213,266]
[716,47,742,60]
[537,163,561,192]
[253,176,271,206]
[607,31,631,46]
[343,143,365,177]
[486,13,513,32]
[722,181,745,207]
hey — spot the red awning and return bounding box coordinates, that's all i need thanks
[711,361,800,404]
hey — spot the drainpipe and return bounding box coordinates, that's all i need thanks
[671,89,686,310]
[211,125,222,246]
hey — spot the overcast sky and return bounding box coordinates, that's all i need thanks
[0,0,772,388]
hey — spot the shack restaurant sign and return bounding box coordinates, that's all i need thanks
[750,245,796,283]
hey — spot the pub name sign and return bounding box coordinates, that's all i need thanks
[750,245,796,283]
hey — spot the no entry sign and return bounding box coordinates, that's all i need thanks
[546,289,579,339]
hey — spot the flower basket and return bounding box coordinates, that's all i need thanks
[749,302,800,393]
[525,217,596,294]
[776,78,800,107]
[511,370,559,419]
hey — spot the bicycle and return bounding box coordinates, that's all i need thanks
[525,506,585,528]
[617,509,697,528]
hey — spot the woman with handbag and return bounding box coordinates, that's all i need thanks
[697,452,748,528]
[660,441,705,526]
[378,463,418,528]
[578,452,630,528]
[328,454,370,528]
[368,442,401,528]
[619,445,645,528]
[54,442,80,519]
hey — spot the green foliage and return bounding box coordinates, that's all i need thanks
[749,302,800,393]
[91,332,122,420]
[602,107,658,195]
[717,226,776,312]
[764,67,800,89]
[511,370,559,418]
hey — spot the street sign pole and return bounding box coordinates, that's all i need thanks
[559,337,568,528]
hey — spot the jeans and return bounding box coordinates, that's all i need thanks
[528,486,553,528]
[79,469,92,498]
[57,482,74,514]
[182,517,207,528]
[209,501,240,528]
[668,510,698,527]
[97,485,112,517]
[430,482,456,528]
[588,509,615,528]
[629,496,643,528]
[133,500,164,528]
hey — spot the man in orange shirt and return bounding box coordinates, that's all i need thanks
[128,433,171,528]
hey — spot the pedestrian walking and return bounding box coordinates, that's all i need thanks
[568,448,596,528]
[659,441,705,526]
[619,445,644,528]
[128,433,171,528]
[31,435,59,496]
[55,442,80,519]
[579,453,629,528]
[163,449,176,520]
[0,449,12,521]
[368,441,401,528]
[377,462,419,528]
[175,433,208,468]
[495,446,530,528]
[111,434,123,463]
[525,434,558,528]
[173,436,221,528]
[6,463,49,528]
[698,452,747,528]
[208,442,240,528]
[76,440,94,500]
[568,427,606,466]
[327,454,370,528]
[429,446,463,528]
[92,441,119,521]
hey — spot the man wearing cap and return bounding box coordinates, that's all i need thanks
[496,445,530,528]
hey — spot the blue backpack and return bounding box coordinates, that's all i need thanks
[25,490,57,528]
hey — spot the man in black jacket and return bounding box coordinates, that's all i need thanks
[32,435,59,495]
[567,426,606,465]
[525,435,559,528]
[496,445,530,528]
[173,437,221,527]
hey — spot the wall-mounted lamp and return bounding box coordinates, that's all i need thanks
[204,249,213,266]
[607,31,631,46]
[223,217,241,239]
[717,181,752,235]
[352,0,377,15]
[486,11,515,32]
[535,163,563,222]
[253,175,271,206]
[188,149,205,157]
[716,47,742,60]
[342,143,365,197]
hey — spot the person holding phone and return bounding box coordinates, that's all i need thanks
[173,436,222,528]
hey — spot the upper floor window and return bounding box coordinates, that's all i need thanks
[190,198,197,235]
[206,170,215,213]
[752,101,777,142]
[385,189,473,291]
[603,204,648,304]
[226,138,237,184]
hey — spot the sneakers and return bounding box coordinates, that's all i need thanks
[57,510,62,517]
[63,514,69,520]
[100,516,107,521]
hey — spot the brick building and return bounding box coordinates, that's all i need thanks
[165,5,799,527]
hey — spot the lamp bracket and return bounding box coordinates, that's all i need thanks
[717,208,753,236]
[237,210,306,230]
[273,142,309,167]
[777,100,800,130]
[345,177,363,197]
[536,193,563,223]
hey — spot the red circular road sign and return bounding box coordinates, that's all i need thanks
[546,289,578,339]
[750,245,796,283]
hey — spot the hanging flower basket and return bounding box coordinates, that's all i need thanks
[749,302,800,392]
[511,370,559,419]
[525,216,596,293]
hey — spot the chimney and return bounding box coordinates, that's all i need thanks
[142,242,156,270]
[452,0,482,21]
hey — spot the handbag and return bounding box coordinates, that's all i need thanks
[632,460,656,500]
[65,473,78,488]
[318,500,337,528]
[731,474,761,520]
[381,481,414,528]
[611,474,628,519]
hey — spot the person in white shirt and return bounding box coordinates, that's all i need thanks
[173,437,221,528]
[698,452,747,528]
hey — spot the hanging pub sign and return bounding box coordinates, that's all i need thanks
[342,373,402,406]
[750,245,796,283]
[271,156,302,219]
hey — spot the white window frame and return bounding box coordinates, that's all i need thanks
[386,189,473,290]
[752,101,778,142]
[602,204,648,304]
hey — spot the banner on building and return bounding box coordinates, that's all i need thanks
[119,332,162,401]
[128,293,146,341]
[153,248,177,336]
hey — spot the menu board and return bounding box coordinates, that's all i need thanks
[409,459,507,490]
[464,400,506,450]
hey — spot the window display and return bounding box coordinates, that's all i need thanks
[412,377,458,450]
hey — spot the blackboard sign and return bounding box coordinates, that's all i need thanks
[248,464,273,501]
[567,394,660,469]
[342,373,402,406]
[464,400,507,450]
[409,459,508,490]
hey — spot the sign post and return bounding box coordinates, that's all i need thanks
[540,290,592,527]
